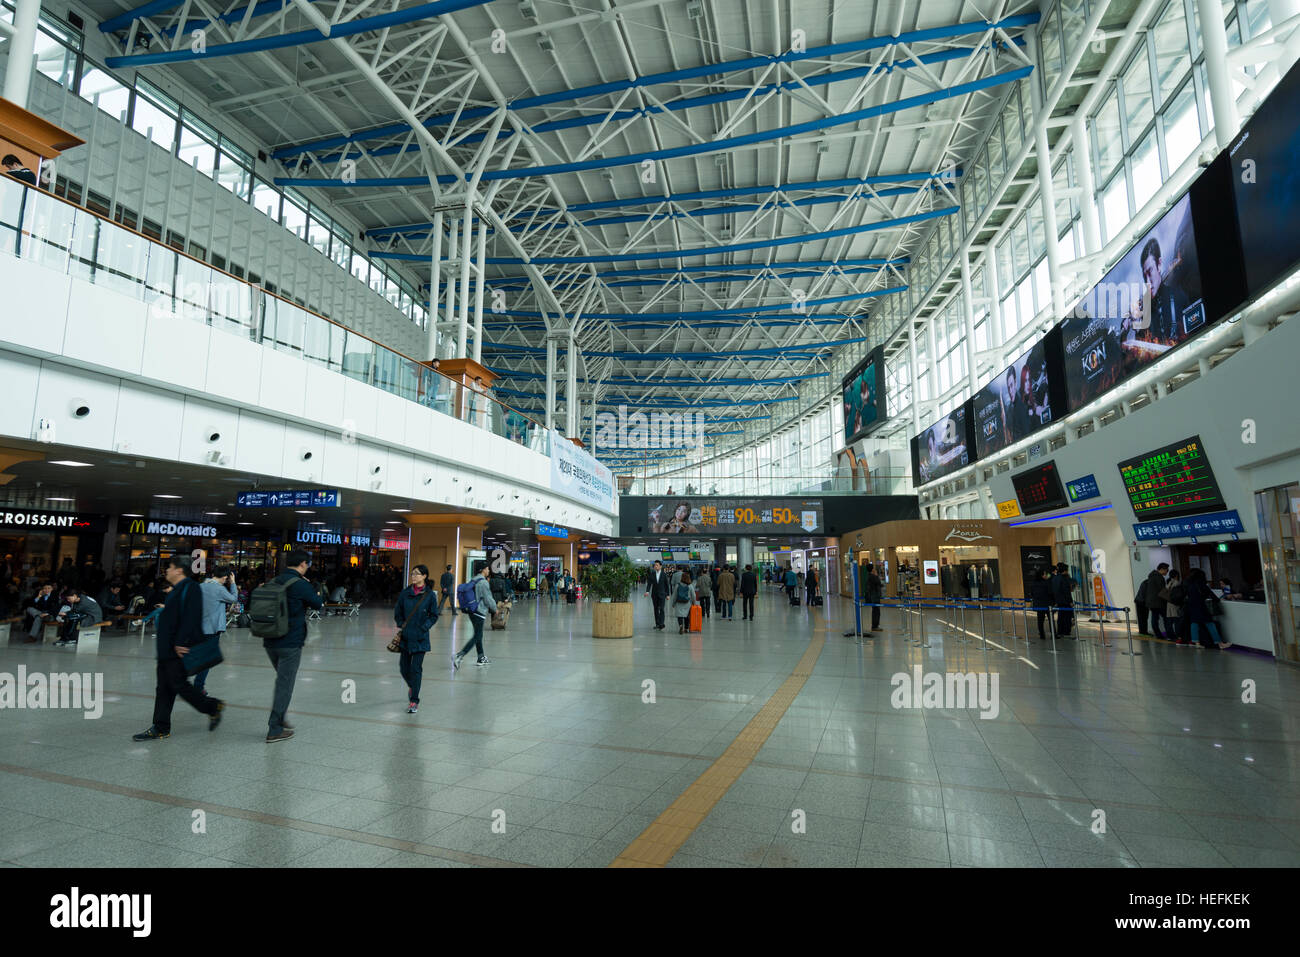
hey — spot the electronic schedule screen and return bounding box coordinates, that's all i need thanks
[1116,435,1227,521]
[1010,461,1070,515]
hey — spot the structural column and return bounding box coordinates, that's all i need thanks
[907,323,921,435]
[456,207,473,357]
[1027,29,1065,320]
[3,0,42,109]
[1267,0,1300,77]
[1199,0,1240,150]
[737,536,754,569]
[471,218,487,363]
[425,210,444,361]
[544,335,558,430]
[959,252,980,393]
[444,216,459,356]
[565,330,578,436]
[1070,112,1101,258]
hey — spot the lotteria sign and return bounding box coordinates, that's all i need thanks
[0,510,107,533]
[295,529,372,546]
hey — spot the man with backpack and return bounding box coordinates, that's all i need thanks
[132,556,224,740]
[1050,563,1075,639]
[438,564,457,616]
[248,550,323,742]
[453,561,497,669]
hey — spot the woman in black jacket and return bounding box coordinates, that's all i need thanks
[394,564,439,714]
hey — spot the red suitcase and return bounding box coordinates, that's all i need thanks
[688,604,703,632]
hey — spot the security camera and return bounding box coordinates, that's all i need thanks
[207,430,221,443]
[370,464,382,475]
[300,449,313,461]
[423,476,433,486]
[466,485,473,492]
[69,398,90,418]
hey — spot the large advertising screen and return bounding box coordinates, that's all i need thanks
[646,498,824,535]
[842,346,887,445]
[1117,435,1227,522]
[1229,56,1300,297]
[972,333,1064,460]
[910,404,972,486]
[1060,193,1210,411]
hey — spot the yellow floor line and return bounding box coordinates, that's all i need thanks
[609,632,826,868]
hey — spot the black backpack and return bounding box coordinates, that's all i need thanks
[248,579,292,639]
[675,583,690,603]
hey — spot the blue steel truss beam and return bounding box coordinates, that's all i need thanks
[482,338,869,361]
[484,369,829,387]
[104,0,496,67]
[371,206,956,265]
[276,67,1030,188]
[270,14,1037,159]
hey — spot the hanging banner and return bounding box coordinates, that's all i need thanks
[550,432,617,514]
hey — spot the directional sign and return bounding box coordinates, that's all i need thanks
[236,489,341,509]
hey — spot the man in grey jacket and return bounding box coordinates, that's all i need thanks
[195,566,238,692]
[52,589,103,646]
[453,561,497,669]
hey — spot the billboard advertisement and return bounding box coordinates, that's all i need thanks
[646,498,824,535]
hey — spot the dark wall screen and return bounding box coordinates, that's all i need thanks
[911,404,972,485]
[842,346,887,445]
[1229,56,1300,297]
[972,333,1064,460]
[1117,435,1227,522]
[1011,461,1070,515]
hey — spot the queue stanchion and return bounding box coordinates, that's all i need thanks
[1046,605,1059,655]
[977,602,990,671]
[1099,606,1111,648]
[1121,605,1141,656]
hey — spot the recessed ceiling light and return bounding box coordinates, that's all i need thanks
[154,494,181,499]
[295,510,314,514]
[122,513,143,517]
[46,497,75,502]
[310,521,326,525]
[206,511,226,516]
[49,460,93,467]
[238,522,254,525]
[393,508,411,513]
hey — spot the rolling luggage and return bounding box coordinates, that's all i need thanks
[565,590,577,604]
[790,593,801,606]
[688,604,702,632]
[810,595,823,607]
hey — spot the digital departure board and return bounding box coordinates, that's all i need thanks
[1117,435,1227,521]
[1010,461,1070,515]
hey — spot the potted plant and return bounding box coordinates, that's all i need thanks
[583,555,641,639]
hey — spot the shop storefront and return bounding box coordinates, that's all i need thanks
[116,516,284,584]
[837,519,1056,601]
[0,508,110,588]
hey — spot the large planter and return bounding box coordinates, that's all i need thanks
[592,601,634,639]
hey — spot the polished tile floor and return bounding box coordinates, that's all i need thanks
[1,587,1298,868]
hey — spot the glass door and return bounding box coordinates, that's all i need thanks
[1255,484,1299,663]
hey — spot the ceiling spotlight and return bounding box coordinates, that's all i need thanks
[519,0,537,19]
[686,0,702,19]
[537,36,554,52]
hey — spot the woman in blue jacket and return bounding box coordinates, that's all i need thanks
[394,564,439,713]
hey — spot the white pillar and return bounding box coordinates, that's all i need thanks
[444,217,459,356]
[959,252,980,393]
[426,211,443,361]
[1199,0,1241,149]
[544,335,557,430]
[907,323,921,434]
[984,251,1005,348]
[565,330,578,436]
[1071,113,1102,258]
[456,207,473,357]
[3,0,41,109]
[471,218,487,363]
[1027,30,1065,320]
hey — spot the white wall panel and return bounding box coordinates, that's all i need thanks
[355,446,391,493]
[372,391,408,447]
[0,255,69,357]
[257,347,309,420]
[383,451,415,500]
[303,365,347,433]
[179,396,240,469]
[231,411,287,476]
[279,422,328,483]
[31,366,120,452]
[63,284,147,376]
[113,382,183,460]
[340,379,379,443]
[142,312,213,390]
[203,330,264,405]
[0,351,40,438]
[321,431,361,489]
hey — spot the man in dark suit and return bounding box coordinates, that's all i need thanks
[1051,563,1075,639]
[132,556,224,740]
[644,560,669,630]
[864,563,884,632]
[739,564,758,620]
[438,564,457,616]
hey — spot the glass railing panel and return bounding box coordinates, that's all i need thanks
[143,242,176,305]
[340,330,374,385]
[0,177,24,245]
[66,207,98,285]
[94,218,151,301]
[174,254,213,324]
[209,272,256,339]
[302,312,336,370]
[266,297,306,356]
[19,187,77,272]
